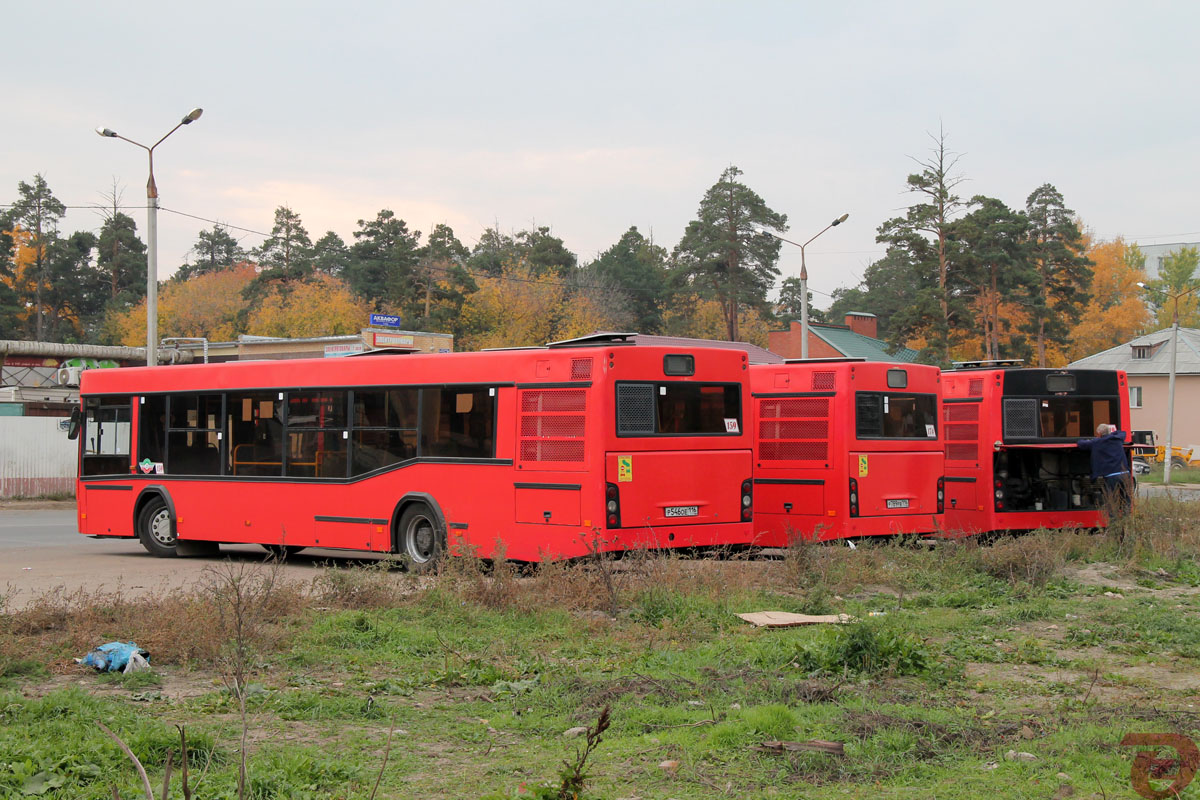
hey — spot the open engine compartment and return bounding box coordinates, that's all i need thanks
[994,448,1104,512]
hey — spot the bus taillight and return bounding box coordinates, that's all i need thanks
[849,478,859,517]
[605,482,621,528]
[937,477,945,514]
[741,479,753,521]
[994,478,1004,511]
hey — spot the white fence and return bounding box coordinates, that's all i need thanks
[0,417,77,498]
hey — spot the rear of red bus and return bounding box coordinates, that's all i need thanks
[751,361,945,543]
[941,368,1132,536]
[589,346,755,554]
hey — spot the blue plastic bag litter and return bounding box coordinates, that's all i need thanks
[77,641,149,672]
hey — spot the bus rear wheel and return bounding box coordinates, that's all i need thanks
[399,503,442,573]
[137,498,177,558]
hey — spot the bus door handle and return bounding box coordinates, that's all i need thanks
[783,503,793,513]
[543,511,552,522]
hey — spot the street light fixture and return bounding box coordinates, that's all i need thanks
[1136,280,1200,485]
[96,108,204,366]
[762,213,849,358]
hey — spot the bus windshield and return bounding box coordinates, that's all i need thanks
[855,392,938,439]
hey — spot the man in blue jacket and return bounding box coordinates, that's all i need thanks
[1076,423,1131,514]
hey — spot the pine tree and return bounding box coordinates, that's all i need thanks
[3,174,66,340]
[674,166,787,341]
[1023,184,1092,366]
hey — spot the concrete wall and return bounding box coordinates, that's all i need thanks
[1128,374,1200,447]
[0,417,77,498]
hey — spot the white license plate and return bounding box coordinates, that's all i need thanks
[886,499,910,509]
[664,505,699,518]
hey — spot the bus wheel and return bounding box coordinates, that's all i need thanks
[262,545,306,559]
[137,498,177,558]
[399,503,442,573]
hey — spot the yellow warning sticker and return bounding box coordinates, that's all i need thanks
[858,455,868,477]
[618,455,633,482]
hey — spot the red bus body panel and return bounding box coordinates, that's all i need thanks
[940,367,1131,536]
[750,361,945,543]
[76,345,755,561]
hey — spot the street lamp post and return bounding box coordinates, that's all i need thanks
[1137,281,1200,485]
[763,214,849,358]
[96,108,203,366]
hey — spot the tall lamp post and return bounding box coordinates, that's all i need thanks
[1137,280,1200,485]
[96,108,204,366]
[763,214,849,358]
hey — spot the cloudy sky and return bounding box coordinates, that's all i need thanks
[5,1,1198,310]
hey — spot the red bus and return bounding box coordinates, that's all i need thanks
[940,365,1132,535]
[749,360,945,543]
[71,335,755,567]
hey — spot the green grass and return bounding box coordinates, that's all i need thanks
[4,504,1200,798]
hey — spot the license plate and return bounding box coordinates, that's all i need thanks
[886,499,910,509]
[664,505,699,518]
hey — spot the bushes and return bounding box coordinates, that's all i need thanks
[790,622,935,678]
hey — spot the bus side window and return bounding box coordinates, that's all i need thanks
[226,391,284,477]
[82,396,133,476]
[139,395,167,466]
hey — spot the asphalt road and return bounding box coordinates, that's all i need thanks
[0,505,387,609]
[3,485,1197,609]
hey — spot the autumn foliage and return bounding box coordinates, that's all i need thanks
[112,264,370,345]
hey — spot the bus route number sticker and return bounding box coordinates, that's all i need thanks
[858,455,869,477]
[724,418,739,433]
[618,455,633,482]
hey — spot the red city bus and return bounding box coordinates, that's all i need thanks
[940,364,1132,536]
[750,359,945,543]
[71,334,755,567]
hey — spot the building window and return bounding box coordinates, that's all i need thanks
[1130,386,1143,409]
[1132,346,1150,360]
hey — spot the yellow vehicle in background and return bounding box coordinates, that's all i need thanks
[1133,430,1200,469]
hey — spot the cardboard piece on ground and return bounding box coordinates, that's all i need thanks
[737,611,854,627]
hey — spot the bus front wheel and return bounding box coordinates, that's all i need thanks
[398,503,442,573]
[137,498,177,558]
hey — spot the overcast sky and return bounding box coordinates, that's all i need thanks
[5,1,1198,311]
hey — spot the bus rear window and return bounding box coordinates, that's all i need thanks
[616,382,741,436]
[855,392,938,439]
[1027,397,1114,439]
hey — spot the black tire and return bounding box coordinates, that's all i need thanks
[1171,458,1188,470]
[398,503,442,573]
[262,544,306,559]
[136,497,177,558]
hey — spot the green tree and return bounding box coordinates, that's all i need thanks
[587,226,669,333]
[43,230,101,342]
[180,224,244,279]
[96,212,147,305]
[255,206,313,284]
[417,223,474,331]
[826,244,942,359]
[4,174,66,340]
[951,196,1033,360]
[1145,245,1200,328]
[776,276,827,325]
[346,209,422,314]
[674,166,788,341]
[467,227,519,277]
[312,231,351,277]
[0,229,20,338]
[1023,184,1092,366]
[875,129,967,363]
[517,226,577,276]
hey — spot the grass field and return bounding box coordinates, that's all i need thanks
[3,498,1200,799]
